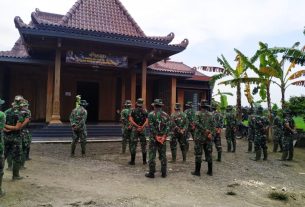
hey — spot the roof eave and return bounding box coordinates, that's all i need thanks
[0,56,51,65]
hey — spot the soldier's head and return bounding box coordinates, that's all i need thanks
[80,100,89,108]
[199,99,209,111]
[256,105,263,115]
[151,99,163,109]
[174,103,181,111]
[20,99,29,109]
[12,95,24,109]
[185,101,192,109]
[124,100,132,108]
[136,98,144,108]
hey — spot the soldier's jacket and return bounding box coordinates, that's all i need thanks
[213,111,224,129]
[69,106,87,131]
[170,111,189,135]
[120,108,132,130]
[20,108,31,130]
[0,111,6,154]
[194,110,215,141]
[284,116,295,137]
[273,115,283,137]
[148,109,170,137]
[225,112,237,134]
[4,108,24,135]
[253,115,269,137]
[184,108,196,129]
[130,107,148,127]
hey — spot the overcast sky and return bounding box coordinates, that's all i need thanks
[0,0,304,107]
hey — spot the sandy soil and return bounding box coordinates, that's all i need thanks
[1,138,305,207]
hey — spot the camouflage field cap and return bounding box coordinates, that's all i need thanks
[136,98,144,106]
[0,98,5,105]
[20,99,29,107]
[80,100,89,107]
[124,100,132,106]
[185,101,193,107]
[226,105,233,111]
[174,103,181,110]
[151,99,164,106]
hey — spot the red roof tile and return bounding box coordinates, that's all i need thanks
[187,70,211,81]
[0,38,29,58]
[148,60,195,75]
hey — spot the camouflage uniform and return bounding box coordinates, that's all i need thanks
[70,101,88,157]
[129,99,148,165]
[184,102,196,152]
[170,103,189,162]
[192,102,215,176]
[20,101,32,167]
[120,100,132,154]
[4,107,24,179]
[145,99,169,178]
[272,114,283,152]
[247,113,255,152]
[225,107,237,152]
[281,111,295,161]
[0,99,6,196]
[253,107,269,161]
[212,109,223,161]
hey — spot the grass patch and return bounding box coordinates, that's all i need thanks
[268,192,288,201]
[226,191,237,196]
[294,117,305,131]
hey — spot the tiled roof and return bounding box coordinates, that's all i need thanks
[0,38,29,58]
[187,70,211,81]
[148,60,195,75]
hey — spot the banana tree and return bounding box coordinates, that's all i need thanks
[212,89,233,112]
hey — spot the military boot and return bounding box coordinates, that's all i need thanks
[217,151,222,162]
[122,140,127,154]
[142,152,147,165]
[7,155,12,170]
[26,147,31,160]
[207,162,213,176]
[227,142,231,152]
[170,150,176,163]
[287,150,294,161]
[182,151,187,162]
[279,143,283,153]
[263,149,268,160]
[273,143,278,152]
[281,151,288,161]
[161,165,167,178]
[0,173,5,197]
[128,154,135,165]
[252,150,261,161]
[71,141,76,157]
[247,141,253,153]
[191,162,201,176]
[232,141,236,153]
[12,162,23,180]
[81,142,86,157]
[145,171,155,178]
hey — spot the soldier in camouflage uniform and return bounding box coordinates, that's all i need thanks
[225,106,237,153]
[191,100,215,176]
[128,98,148,165]
[281,109,296,161]
[120,100,132,154]
[0,98,6,196]
[19,99,32,169]
[70,99,88,157]
[252,106,269,161]
[211,106,223,161]
[272,109,283,153]
[184,101,195,153]
[145,99,170,178]
[4,95,24,180]
[247,108,255,153]
[170,103,189,162]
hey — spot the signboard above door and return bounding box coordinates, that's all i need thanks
[66,50,128,68]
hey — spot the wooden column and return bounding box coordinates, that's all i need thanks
[177,89,184,111]
[170,77,177,113]
[121,75,126,107]
[50,48,62,124]
[130,69,136,107]
[46,66,54,123]
[141,59,147,108]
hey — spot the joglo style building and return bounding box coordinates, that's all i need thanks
[0,0,214,124]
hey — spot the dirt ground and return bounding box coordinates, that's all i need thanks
[1,138,305,207]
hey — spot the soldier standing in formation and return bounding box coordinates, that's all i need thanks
[20,100,32,169]
[3,96,24,180]
[70,99,88,157]
[252,106,269,161]
[211,106,223,162]
[225,106,237,153]
[247,108,255,153]
[128,98,148,165]
[192,100,215,176]
[0,98,6,197]
[120,100,132,154]
[272,109,283,153]
[170,103,189,163]
[184,101,195,152]
[281,109,296,161]
[145,99,169,178]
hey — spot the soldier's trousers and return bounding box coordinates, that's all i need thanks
[186,128,195,152]
[0,135,4,191]
[21,130,31,166]
[4,135,22,177]
[254,136,267,151]
[122,128,131,153]
[148,138,167,173]
[273,134,283,152]
[226,130,236,152]
[170,132,187,160]
[71,130,87,155]
[129,130,146,155]
[213,133,222,152]
[282,136,293,160]
[248,129,254,152]
[194,138,213,164]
